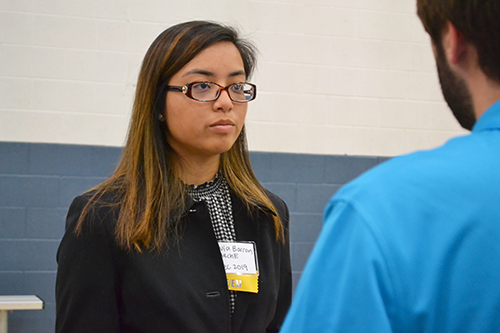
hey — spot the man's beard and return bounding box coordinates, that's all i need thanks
[435,45,476,131]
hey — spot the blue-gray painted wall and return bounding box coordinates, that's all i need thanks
[0,142,388,332]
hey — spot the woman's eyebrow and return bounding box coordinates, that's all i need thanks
[183,69,214,77]
[229,70,246,77]
[182,69,246,78]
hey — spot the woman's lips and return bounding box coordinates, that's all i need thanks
[210,120,235,133]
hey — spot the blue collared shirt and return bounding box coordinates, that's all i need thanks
[281,100,500,332]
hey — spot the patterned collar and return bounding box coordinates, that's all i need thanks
[186,173,223,200]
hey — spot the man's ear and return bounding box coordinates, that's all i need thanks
[442,21,468,65]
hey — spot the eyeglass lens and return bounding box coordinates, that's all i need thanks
[190,82,255,102]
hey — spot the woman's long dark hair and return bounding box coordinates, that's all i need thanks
[77,21,283,251]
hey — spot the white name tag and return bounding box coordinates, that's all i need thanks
[218,241,258,275]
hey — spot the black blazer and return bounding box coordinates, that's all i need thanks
[56,189,291,332]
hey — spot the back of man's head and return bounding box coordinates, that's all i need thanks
[417,0,500,84]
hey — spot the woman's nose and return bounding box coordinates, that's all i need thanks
[213,89,233,112]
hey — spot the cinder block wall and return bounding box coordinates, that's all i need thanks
[0,143,121,332]
[1,0,465,156]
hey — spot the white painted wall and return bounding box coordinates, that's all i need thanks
[0,0,466,157]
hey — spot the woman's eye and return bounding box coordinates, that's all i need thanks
[193,82,212,91]
[231,83,244,92]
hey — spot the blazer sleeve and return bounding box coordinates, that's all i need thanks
[266,194,293,333]
[55,195,121,333]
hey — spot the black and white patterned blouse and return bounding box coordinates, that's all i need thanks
[186,173,238,314]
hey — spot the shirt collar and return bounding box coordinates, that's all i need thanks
[472,99,500,132]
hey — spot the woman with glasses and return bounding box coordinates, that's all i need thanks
[55,21,291,333]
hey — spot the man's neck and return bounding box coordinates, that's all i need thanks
[469,73,500,119]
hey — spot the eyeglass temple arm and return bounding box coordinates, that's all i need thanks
[166,86,184,92]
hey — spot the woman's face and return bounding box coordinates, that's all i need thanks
[164,41,248,162]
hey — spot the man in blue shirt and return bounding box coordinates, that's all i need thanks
[281,0,500,332]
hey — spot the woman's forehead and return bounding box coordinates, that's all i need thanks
[176,42,245,79]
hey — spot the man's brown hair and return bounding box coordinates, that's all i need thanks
[417,0,500,83]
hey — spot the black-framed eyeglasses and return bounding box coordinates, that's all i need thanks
[166,81,257,102]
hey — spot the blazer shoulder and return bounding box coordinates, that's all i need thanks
[264,189,289,221]
[264,188,286,207]
[66,189,122,231]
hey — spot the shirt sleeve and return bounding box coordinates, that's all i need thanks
[280,199,395,332]
[55,195,121,333]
